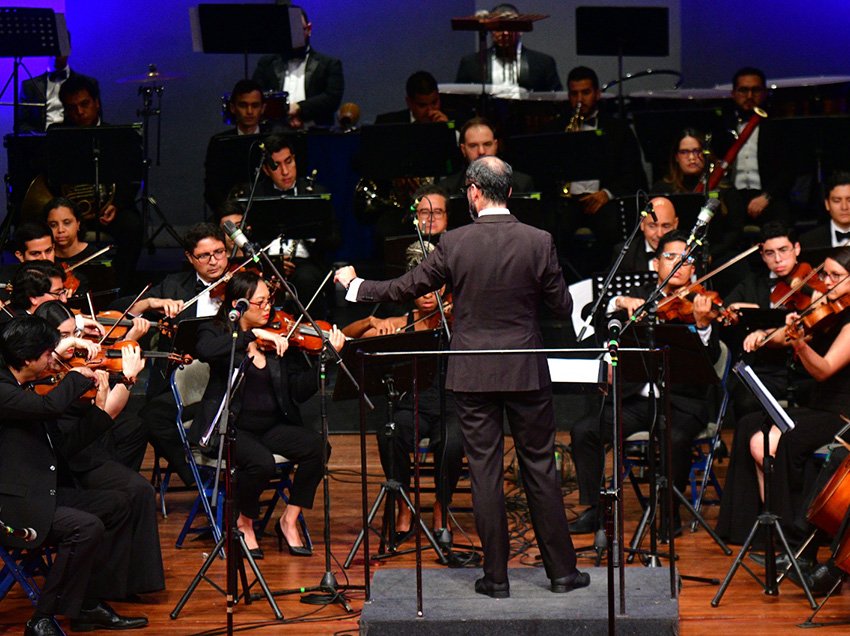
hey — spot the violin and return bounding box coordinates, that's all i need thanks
[786,291,850,340]
[265,309,336,353]
[61,264,82,297]
[72,309,176,342]
[770,262,827,311]
[69,340,191,372]
[656,284,736,326]
[26,370,134,400]
[209,258,269,300]
[398,294,453,332]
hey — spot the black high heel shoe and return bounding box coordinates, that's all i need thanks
[275,521,312,557]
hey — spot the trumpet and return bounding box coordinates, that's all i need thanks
[565,102,584,132]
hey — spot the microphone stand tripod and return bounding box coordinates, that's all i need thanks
[241,237,368,611]
[170,316,283,630]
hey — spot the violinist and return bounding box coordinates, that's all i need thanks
[570,229,722,534]
[341,241,463,547]
[42,197,103,266]
[32,301,166,602]
[0,315,149,635]
[717,246,850,558]
[725,222,817,418]
[189,270,345,558]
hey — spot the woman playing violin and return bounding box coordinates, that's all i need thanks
[717,246,850,547]
[190,270,345,558]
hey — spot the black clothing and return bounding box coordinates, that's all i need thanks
[455,46,562,92]
[799,224,833,251]
[18,70,100,132]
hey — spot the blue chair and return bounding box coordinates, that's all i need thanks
[0,546,53,607]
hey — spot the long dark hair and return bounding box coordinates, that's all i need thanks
[663,128,708,193]
[826,246,850,274]
[213,270,263,329]
[33,300,75,329]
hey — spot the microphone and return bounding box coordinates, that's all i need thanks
[686,198,721,246]
[0,519,37,542]
[259,142,278,171]
[228,298,250,322]
[607,318,622,363]
[641,200,657,223]
[222,220,257,256]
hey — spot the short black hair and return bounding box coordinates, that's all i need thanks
[465,156,512,206]
[10,260,66,310]
[405,71,439,99]
[230,79,264,103]
[567,66,599,90]
[183,222,226,254]
[33,299,75,329]
[654,229,690,258]
[213,199,246,225]
[733,67,766,90]
[413,183,449,205]
[825,171,850,198]
[13,221,53,255]
[0,315,60,371]
[41,197,82,223]
[58,74,100,104]
[263,133,296,156]
[459,116,497,145]
[760,221,797,245]
[214,270,263,328]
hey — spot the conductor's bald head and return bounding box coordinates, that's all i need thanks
[465,156,513,207]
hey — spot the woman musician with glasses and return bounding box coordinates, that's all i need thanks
[188,270,345,559]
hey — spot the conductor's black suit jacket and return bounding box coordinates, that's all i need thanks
[356,213,572,392]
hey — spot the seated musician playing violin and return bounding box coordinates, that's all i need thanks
[569,229,722,534]
[341,241,464,547]
[724,221,819,418]
[190,270,345,558]
[717,246,850,552]
[42,197,103,265]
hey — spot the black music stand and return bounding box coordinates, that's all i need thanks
[46,125,144,244]
[505,131,605,191]
[238,194,334,248]
[190,3,304,78]
[337,330,449,568]
[445,192,544,230]
[576,6,670,117]
[712,361,818,609]
[358,123,459,179]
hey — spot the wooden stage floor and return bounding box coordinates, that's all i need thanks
[3,430,849,635]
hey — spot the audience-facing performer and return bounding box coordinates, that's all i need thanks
[454,3,562,92]
[375,70,449,124]
[799,171,850,249]
[335,156,587,598]
[342,241,464,546]
[190,271,345,558]
[609,196,678,272]
[0,315,148,636]
[42,197,104,266]
[570,229,721,534]
[717,247,850,551]
[252,5,344,128]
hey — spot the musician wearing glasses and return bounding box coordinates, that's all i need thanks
[799,172,850,249]
[717,248,850,578]
[569,229,721,535]
[608,196,678,273]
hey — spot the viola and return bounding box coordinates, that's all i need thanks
[266,310,335,353]
[656,284,736,325]
[770,262,827,311]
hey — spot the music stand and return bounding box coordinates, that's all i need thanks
[337,330,450,569]
[713,361,818,609]
[383,233,442,279]
[358,123,459,179]
[236,194,334,249]
[576,6,670,117]
[445,192,544,230]
[190,4,304,78]
[505,131,605,191]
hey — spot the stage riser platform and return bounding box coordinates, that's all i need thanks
[360,567,679,636]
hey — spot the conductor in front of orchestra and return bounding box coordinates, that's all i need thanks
[334,156,588,598]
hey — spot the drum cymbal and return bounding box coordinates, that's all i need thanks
[117,69,187,84]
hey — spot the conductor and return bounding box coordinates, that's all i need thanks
[334,156,587,598]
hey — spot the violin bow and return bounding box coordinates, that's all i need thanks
[65,245,113,272]
[283,269,334,341]
[396,300,453,333]
[99,284,151,345]
[769,262,825,309]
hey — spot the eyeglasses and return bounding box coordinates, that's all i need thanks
[677,148,703,157]
[660,252,695,265]
[249,298,273,309]
[820,271,847,283]
[47,288,68,299]
[417,209,447,219]
[461,183,478,194]
[762,245,794,259]
[192,248,227,263]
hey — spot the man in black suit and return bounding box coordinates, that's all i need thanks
[17,30,100,132]
[439,117,535,196]
[569,230,721,534]
[374,71,449,125]
[608,196,678,272]
[0,316,147,636]
[799,171,850,250]
[454,3,562,92]
[335,156,587,598]
[252,5,343,128]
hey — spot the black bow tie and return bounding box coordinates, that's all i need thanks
[195,278,209,294]
[836,230,850,243]
[48,69,67,82]
[583,117,598,128]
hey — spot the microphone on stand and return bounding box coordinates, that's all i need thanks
[222,220,258,257]
[0,519,37,542]
[641,200,657,223]
[686,198,721,247]
[258,142,278,171]
[607,318,622,366]
[228,298,250,323]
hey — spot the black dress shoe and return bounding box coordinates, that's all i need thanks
[69,602,148,632]
[788,563,844,596]
[25,617,66,636]
[248,546,264,560]
[474,577,510,598]
[568,507,599,535]
[551,570,591,593]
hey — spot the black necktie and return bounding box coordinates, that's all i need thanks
[836,230,850,244]
[48,69,67,82]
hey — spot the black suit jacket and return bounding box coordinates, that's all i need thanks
[455,46,562,92]
[18,69,100,132]
[357,213,571,392]
[187,321,319,445]
[799,224,832,251]
[252,50,344,125]
[0,367,113,549]
[609,239,655,273]
[439,169,535,196]
[373,109,412,125]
